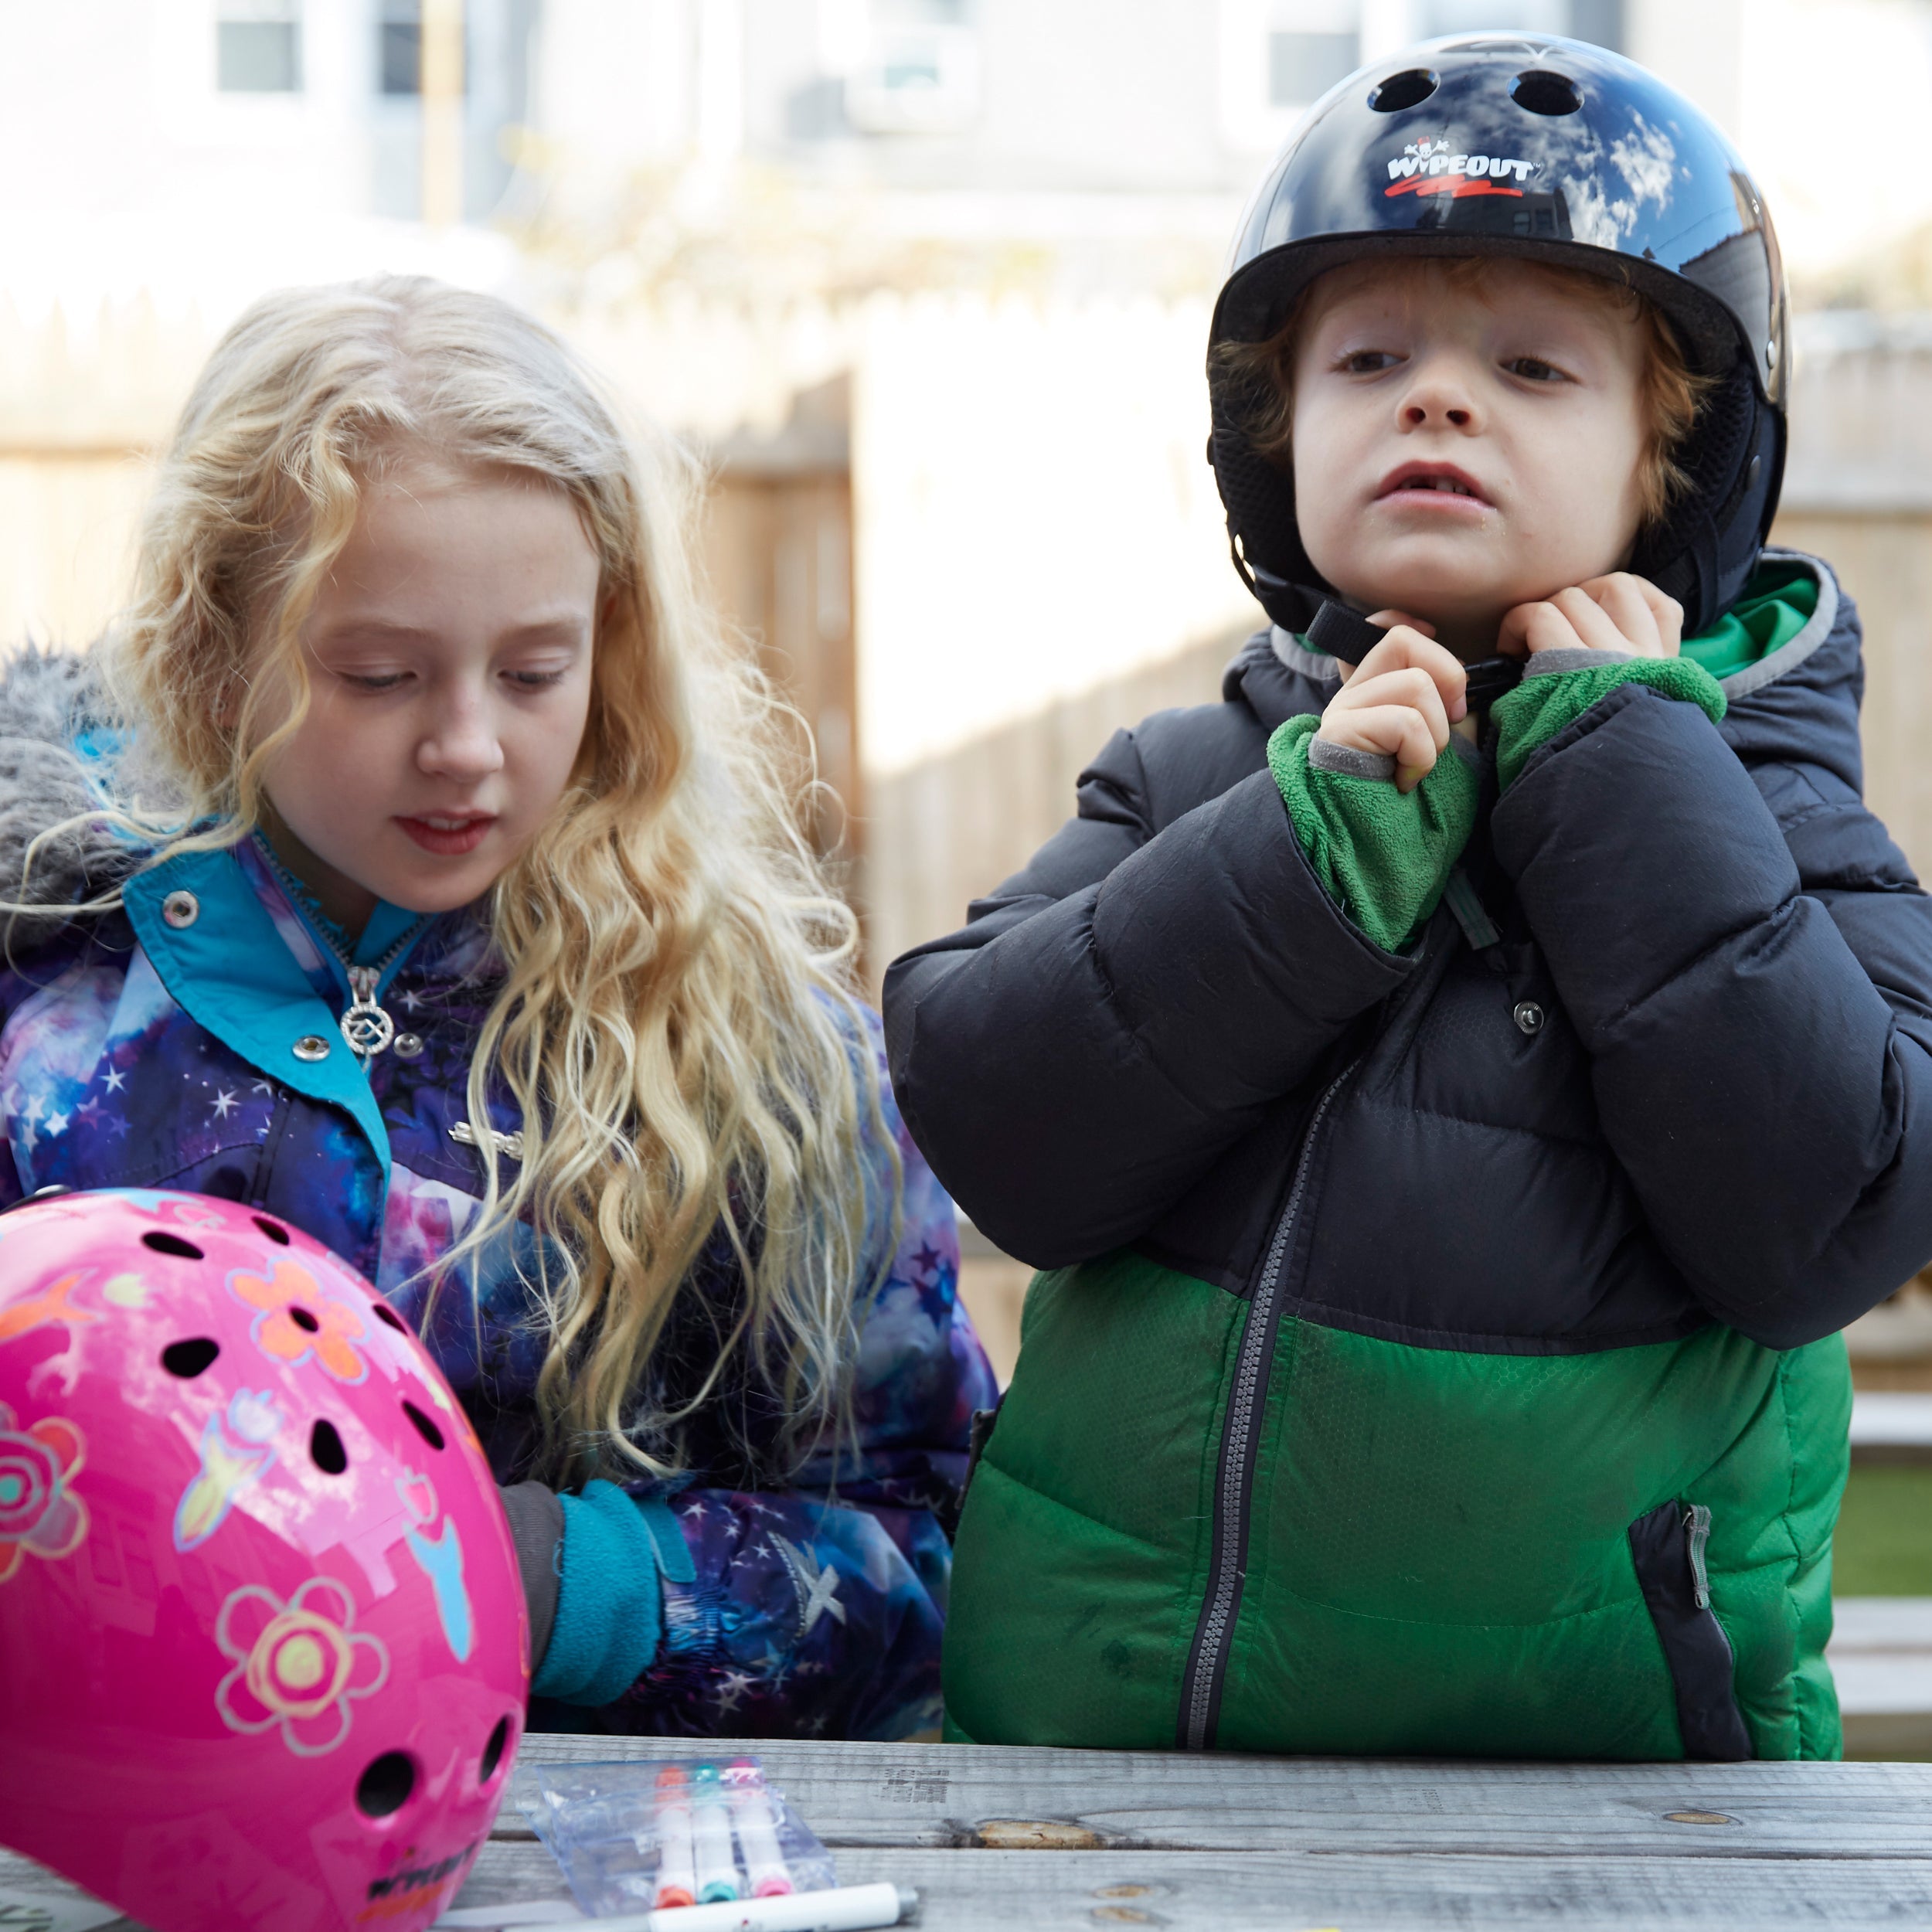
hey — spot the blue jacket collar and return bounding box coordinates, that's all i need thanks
[122,843,436,1184]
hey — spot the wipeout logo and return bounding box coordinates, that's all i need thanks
[1385,136,1536,199]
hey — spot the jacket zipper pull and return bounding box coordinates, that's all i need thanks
[1683,1502,1713,1610]
[339,965,397,1065]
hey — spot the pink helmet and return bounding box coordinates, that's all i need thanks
[0,1189,528,1932]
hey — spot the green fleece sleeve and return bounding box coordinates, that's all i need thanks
[1491,649,1726,791]
[1267,713,1481,954]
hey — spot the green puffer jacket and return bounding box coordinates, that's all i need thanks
[885,556,1929,1760]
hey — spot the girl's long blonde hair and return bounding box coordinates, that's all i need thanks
[104,274,886,1485]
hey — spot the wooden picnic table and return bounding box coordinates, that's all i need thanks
[6,1737,1932,1931]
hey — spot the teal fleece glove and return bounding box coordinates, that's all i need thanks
[1267,712,1481,954]
[1492,648,1726,791]
[532,1480,697,1706]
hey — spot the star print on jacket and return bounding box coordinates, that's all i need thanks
[0,828,998,1743]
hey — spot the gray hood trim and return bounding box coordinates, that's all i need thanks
[0,647,141,942]
[1719,551,1839,703]
[1270,626,1344,686]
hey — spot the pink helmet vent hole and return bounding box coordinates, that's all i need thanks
[253,1216,292,1247]
[142,1231,204,1261]
[480,1716,510,1784]
[287,1307,321,1334]
[402,1400,445,1452]
[355,1752,417,1819]
[161,1338,220,1379]
[373,1303,408,1332]
[309,1420,348,1475]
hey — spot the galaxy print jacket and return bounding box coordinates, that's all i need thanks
[0,651,998,1741]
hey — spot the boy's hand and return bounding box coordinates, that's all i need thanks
[1498,572,1683,662]
[1317,611,1468,796]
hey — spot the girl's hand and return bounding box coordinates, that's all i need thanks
[1316,611,1468,796]
[1498,572,1684,662]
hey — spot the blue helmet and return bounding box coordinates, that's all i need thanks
[1209,35,1787,634]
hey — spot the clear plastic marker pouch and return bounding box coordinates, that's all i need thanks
[524,1757,837,1917]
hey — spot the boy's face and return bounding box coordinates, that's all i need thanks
[1289,258,1651,655]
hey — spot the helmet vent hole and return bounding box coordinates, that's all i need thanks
[309,1419,348,1475]
[355,1751,416,1818]
[1369,68,1437,112]
[253,1216,291,1247]
[402,1400,445,1452]
[481,1715,511,1784]
[372,1303,407,1333]
[162,1338,220,1378]
[1512,69,1583,116]
[142,1231,205,1261]
[287,1305,320,1333]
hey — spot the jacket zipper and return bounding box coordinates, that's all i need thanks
[1178,1061,1356,1751]
[1684,1503,1713,1610]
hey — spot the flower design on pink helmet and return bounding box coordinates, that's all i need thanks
[227,1259,369,1384]
[0,1401,87,1582]
[213,1576,389,1757]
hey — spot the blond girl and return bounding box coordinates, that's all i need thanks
[0,274,995,1737]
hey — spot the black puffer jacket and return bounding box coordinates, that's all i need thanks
[886,553,1921,1760]
[886,551,1932,1355]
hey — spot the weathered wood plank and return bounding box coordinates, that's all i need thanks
[447,1841,1932,1930]
[509,1739,1932,1859]
[15,1831,1932,1932]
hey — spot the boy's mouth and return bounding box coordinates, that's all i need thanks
[1375,462,1492,505]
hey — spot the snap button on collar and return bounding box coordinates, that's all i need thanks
[393,1032,425,1061]
[292,1034,332,1063]
[162,889,199,930]
[1513,1000,1546,1036]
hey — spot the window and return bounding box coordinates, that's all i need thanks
[843,0,978,133]
[380,0,468,99]
[1420,0,1567,35]
[216,0,301,94]
[1418,2,1622,52]
[380,0,422,97]
[1268,30,1358,109]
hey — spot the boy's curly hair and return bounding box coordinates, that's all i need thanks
[1216,255,1713,531]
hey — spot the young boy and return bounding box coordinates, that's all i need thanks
[884,36,1932,1760]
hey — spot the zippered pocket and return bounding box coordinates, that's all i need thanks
[1628,1499,1752,1760]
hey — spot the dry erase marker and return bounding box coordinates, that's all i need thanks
[692,1764,741,1903]
[653,1765,697,1910]
[503,1881,917,1932]
[725,1758,794,1897]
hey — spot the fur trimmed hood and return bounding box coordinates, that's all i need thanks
[0,646,141,939]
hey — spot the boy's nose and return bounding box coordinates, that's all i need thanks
[1402,396,1475,429]
[1398,355,1479,431]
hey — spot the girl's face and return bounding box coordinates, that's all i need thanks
[257,456,600,933]
[1288,259,1651,655]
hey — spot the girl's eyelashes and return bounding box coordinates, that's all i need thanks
[327,664,574,692]
[1334,348,1404,374]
